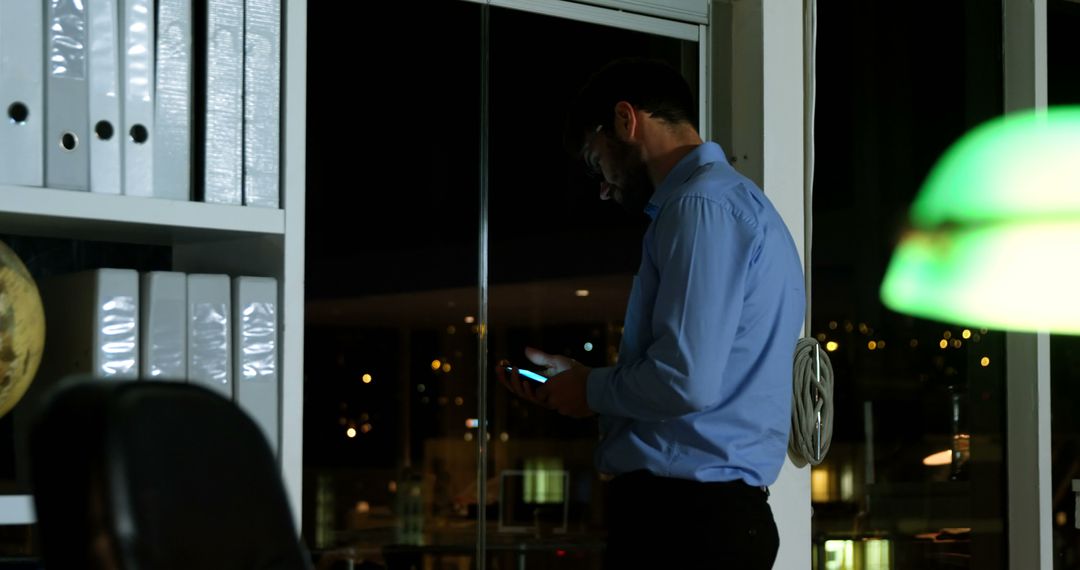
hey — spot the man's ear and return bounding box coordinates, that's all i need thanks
[612,101,639,141]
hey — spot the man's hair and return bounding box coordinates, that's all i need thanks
[563,57,697,157]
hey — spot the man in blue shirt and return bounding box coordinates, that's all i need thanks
[497,58,805,569]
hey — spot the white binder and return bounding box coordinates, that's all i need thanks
[88,0,122,194]
[140,271,188,381]
[202,0,244,204]
[45,0,90,191]
[187,273,232,398]
[37,269,141,382]
[243,0,281,208]
[232,276,279,453]
[154,0,193,201]
[119,0,155,197]
[0,0,44,187]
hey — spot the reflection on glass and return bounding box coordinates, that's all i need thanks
[811,2,1006,568]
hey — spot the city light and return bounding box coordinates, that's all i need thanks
[584,342,594,351]
[826,341,839,352]
[811,467,831,502]
[442,363,452,373]
[923,449,951,466]
[346,427,357,438]
[362,373,372,384]
[431,359,441,371]
[867,341,877,351]
[939,339,948,349]
[962,329,972,339]
[981,356,990,367]
[360,423,372,433]
[823,541,856,569]
[575,289,590,297]
[464,315,475,324]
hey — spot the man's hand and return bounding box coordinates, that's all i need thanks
[539,364,594,418]
[496,347,595,419]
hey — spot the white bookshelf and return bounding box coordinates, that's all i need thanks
[0,0,306,528]
[0,184,285,243]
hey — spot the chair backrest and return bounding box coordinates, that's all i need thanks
[29,379,310,570]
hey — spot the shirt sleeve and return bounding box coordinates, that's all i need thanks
[587,193,760,421]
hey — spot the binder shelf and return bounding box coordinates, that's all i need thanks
[0,184,284,245]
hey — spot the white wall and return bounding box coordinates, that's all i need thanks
[712,0,811,567]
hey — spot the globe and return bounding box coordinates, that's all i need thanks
[0,240,45,418]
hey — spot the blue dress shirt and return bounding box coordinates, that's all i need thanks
[586,142,805,487]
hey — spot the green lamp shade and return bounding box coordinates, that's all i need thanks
[881,106,1080,333]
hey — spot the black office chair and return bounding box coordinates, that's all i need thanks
[28,379,311,570]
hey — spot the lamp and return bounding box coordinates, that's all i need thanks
[880,106,1080,333]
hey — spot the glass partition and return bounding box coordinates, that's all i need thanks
[485,7,698,567]
[303,1,482,565]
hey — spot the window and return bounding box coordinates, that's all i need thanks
[304,2,699,567]
[1048,0,1080,564]
[810,2,1007,568]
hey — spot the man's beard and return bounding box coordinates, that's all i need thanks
[608,137,655,215]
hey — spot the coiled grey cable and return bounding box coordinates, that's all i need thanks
[789,337,834,467]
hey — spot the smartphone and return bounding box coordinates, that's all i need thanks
[503,365,548,384]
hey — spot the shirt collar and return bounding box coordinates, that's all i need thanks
[644,142,728,219]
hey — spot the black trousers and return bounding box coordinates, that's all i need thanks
[604,470,779,570]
